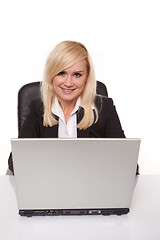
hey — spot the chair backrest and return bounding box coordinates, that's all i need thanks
[18,81,108,134]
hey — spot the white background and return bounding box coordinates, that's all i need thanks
[0,0,160,175]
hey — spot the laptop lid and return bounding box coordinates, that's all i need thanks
[11,138,140,217]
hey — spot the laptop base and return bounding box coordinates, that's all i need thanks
[19,208,129,217]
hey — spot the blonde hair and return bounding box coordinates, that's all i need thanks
[41,40,98,130]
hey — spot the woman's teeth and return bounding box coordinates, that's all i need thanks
[63,89,74,93]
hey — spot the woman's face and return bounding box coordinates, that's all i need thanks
[53,59,88,106]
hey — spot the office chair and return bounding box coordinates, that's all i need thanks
[18,81,108,134]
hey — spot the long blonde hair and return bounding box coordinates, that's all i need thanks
[41,40,98,130]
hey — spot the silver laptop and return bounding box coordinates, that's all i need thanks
[11,138,140,217]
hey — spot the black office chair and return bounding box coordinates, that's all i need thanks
[18,81,108,134]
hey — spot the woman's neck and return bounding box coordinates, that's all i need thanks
[58,99,77,123]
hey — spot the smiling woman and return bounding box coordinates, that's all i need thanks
[8,40,125,174]
[41,40,97,130]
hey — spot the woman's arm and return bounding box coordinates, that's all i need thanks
[103,98,125,138]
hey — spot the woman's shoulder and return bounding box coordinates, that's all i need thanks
[95,95,114,108]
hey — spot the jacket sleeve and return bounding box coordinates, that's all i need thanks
[100,97,125,138]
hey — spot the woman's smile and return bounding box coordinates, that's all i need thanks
[61,88,75,94]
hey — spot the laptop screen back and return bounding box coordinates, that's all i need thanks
[11,138,140,214]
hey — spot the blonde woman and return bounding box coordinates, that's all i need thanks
[8,40,125,174]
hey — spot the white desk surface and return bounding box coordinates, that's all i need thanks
[0,175,160,240]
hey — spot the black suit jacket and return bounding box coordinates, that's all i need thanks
[18,96,125,138]
[9,96,126,173]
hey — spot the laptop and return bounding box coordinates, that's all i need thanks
[11,138,140,217]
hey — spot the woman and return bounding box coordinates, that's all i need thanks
[8,40,125,174]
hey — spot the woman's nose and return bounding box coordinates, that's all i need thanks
[64,75,73,87]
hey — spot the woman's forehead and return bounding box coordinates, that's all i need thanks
[63,59,87,72]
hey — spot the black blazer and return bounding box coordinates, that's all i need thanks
[18,96,125,138]
[8,96,125,173]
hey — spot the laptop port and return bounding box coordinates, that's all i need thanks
[46,210,58,216]
[62,210,88,215]
[88,210,101,214]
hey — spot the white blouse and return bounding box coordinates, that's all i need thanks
[52,97,81,138]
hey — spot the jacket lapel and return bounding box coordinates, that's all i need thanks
[77,107,101,138]
[77,107,90,138]
[44,114,59,138]
[77,128,90,138]
[44,123,58,138]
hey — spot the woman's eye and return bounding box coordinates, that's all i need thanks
[57,71,65,76]
[74,73,82,77]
